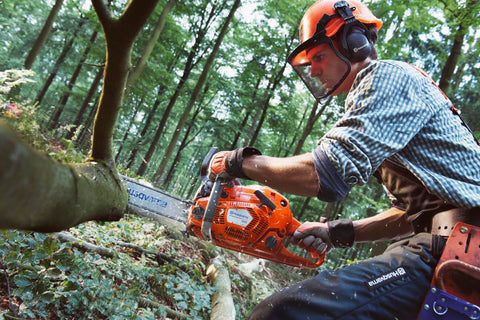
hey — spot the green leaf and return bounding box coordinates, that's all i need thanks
[173,292,184,301]
[14,275,32,288]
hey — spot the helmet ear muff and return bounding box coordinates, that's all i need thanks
[333,1,372,62]
[344,25,371,62]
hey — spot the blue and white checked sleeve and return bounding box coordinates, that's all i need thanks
[316,61,431,186]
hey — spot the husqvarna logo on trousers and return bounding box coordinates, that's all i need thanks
[365,267,408,291]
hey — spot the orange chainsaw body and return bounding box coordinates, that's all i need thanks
[187,183,324,269]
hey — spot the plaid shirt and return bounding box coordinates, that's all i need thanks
[316,60,480,208]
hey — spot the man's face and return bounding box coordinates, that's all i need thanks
[306,43,350,96]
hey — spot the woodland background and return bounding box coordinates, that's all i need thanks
[0,0,479,318]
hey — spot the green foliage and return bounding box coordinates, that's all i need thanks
[2,0,480,317]
[0,215,214,319]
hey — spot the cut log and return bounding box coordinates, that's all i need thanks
[207,256,236,320]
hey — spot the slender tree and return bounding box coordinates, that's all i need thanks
[24,0,65,69]
[438,0,479,94]
[294,97,332,155]
[50,30,99,131]
[115,97,144,163]
[36,19,85,109]
[136,1,222,175]
[151,0,242,185]
[66,63,105,140]
[125,0,178,93]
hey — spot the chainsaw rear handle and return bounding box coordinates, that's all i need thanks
[286,217,326,268]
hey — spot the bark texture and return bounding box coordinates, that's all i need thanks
[207,257,236,320]
[0,122,127,231]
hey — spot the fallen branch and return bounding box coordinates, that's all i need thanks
[137,296,189,319]
[116,241,177,265]
[54,232,117,258]
[207,256,236,320]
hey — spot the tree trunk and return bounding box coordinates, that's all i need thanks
[66,63,104,140]
[249,93,270,147]
[151,0,241,185]
[51,30,99,132]
[24,0,64,69]
[90,0,160,161]
[438,23,466,95]
[115,98,143,163]
[0,121,126,231]
[244,82,270,147]
[124,0,177,93]
[36,20,85,109]
[163,103,203,189]
[75,97,99,148]
[249,62,287,146]
[230,77,261,149]
[284,106,309,157]
[136,4,218,176]
[294,97,332,155]
[207,257,236,320]
[126,84,164,169]
[296,197,312,220]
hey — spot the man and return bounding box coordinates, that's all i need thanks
[209,0,480,318]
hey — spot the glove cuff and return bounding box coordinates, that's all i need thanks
[225,147,261,180]
[327,219,355,248]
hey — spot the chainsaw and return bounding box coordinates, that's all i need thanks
[185,148,324,269]
[122,148,324,269]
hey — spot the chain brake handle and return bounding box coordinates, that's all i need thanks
[199,147,239,240]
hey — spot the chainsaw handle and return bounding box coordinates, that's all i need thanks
[286,217,326,268]
[200,147,219,183]
[201,177,224,240]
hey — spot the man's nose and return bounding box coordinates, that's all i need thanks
[310,63,321,78]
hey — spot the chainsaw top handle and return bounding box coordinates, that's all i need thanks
[200,147,219,183]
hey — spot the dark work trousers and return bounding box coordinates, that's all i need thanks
[249,233,441,320]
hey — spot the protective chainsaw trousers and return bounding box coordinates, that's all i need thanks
[248,233,441,320]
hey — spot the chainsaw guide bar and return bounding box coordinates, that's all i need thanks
[121,175,190,223]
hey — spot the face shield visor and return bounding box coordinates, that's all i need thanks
[287,33,351,102]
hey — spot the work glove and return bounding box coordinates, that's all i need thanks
[208,147,261,181]
[290,218,355,257]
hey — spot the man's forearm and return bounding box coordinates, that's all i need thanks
[353,207,414,242]
[242,153,319,197]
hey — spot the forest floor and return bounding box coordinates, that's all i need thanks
[0,214,313,319]
[0,116,317,319]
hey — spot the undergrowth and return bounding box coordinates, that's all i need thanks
[0,70,308,319]
[0,217,215,319]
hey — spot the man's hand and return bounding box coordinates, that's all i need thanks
[291,219,355,257]
[207,147,261,181]
[290,220,332,257]
[208,151,232,181]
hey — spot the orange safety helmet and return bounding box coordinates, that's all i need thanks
[290,0,382,66]
[287,0,382,101]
